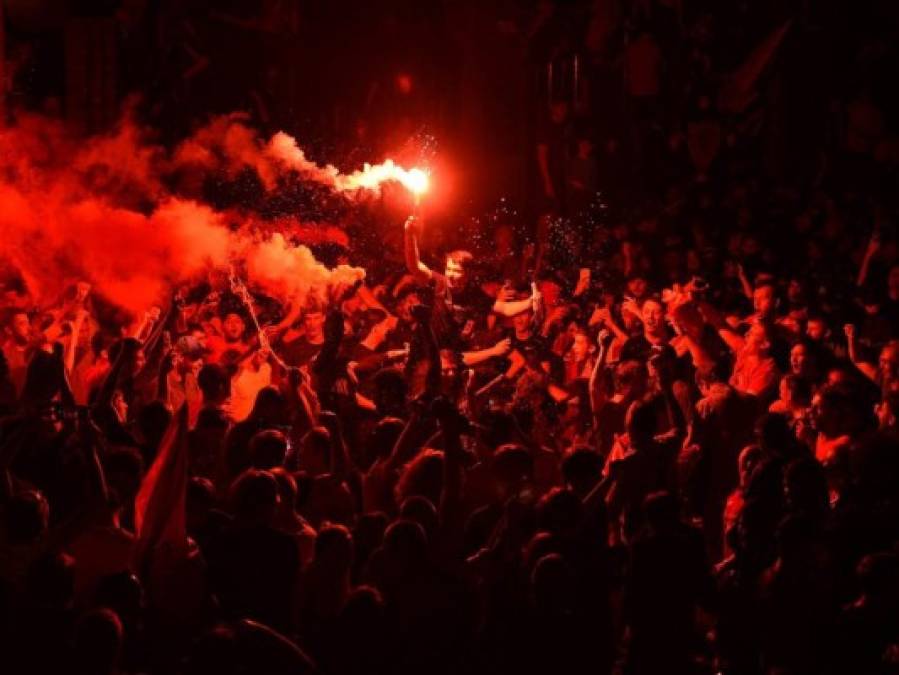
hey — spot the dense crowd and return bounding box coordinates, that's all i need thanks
[3,2,899,675]
[1,181,898,674]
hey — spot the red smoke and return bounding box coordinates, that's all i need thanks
[0,109,424,315]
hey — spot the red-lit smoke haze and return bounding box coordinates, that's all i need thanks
[0,109,424,315]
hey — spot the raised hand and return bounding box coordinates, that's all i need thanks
[621,297,641,320]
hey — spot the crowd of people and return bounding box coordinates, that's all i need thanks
[1,178,898,674]
[2,2,899,675]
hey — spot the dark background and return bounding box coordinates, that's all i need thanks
[3,0,899,217]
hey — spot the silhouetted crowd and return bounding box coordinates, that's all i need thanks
[1,166,898,675]
[3,2,899,675]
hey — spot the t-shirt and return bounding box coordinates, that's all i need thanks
[429,272,493,350]
[280,336,323,368]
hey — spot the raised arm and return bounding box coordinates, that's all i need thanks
[404,216,433,283]
[64,308,90,375]
[461,339,511,367]
[382,404,427,473]
[493,281,539,319]
[589,329,613,418]
[857,232,880,288]
[698,300,745,353]
[736,263,754,301]
[319,410,357,484]
[843,324,878,382]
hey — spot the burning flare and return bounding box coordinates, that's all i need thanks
[337,160,430,196]
[266,130,430,196]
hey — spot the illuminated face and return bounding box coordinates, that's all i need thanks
[627,277,648,299]
[827,369,848,387]
[571,333,590,361]
[790,344,808,375]
[133,349,146,374]
[753,285,775,316]
[397,293,420,323]
[879,344,899,381]
[445,258,466,290]
[807,319,826,341]
[223,313,246,341]
[10,312,30,341]
[303,311,325,337]
[513,309,533,334]
[642,300,664,334]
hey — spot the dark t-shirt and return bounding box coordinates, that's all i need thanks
[280,336,323,368]
[620,332,671,363]
[429,272,493,350]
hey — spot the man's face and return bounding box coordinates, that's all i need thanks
[571,333,590,361]
[445,259,466,290]
[223,314,245,341]
[879,345,899,381]
[810,393,839,433]
[642,300,664,335]
[10,312,30,341]
[513,309,533,333]
[303,311,325,336]
[627,277,648,299]
[397,293,420,323]
[807,319,826,342]
[133,348,147,374]
[753,286,775,316]
[790,344,808,375]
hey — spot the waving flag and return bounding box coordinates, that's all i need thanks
[133,403,190,570]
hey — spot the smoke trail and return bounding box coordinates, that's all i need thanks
[0,110,434,315]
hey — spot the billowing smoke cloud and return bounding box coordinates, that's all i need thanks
[0,109,426,316]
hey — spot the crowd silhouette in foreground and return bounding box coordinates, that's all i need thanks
[1,177,898,675]
[2,3,899,672]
